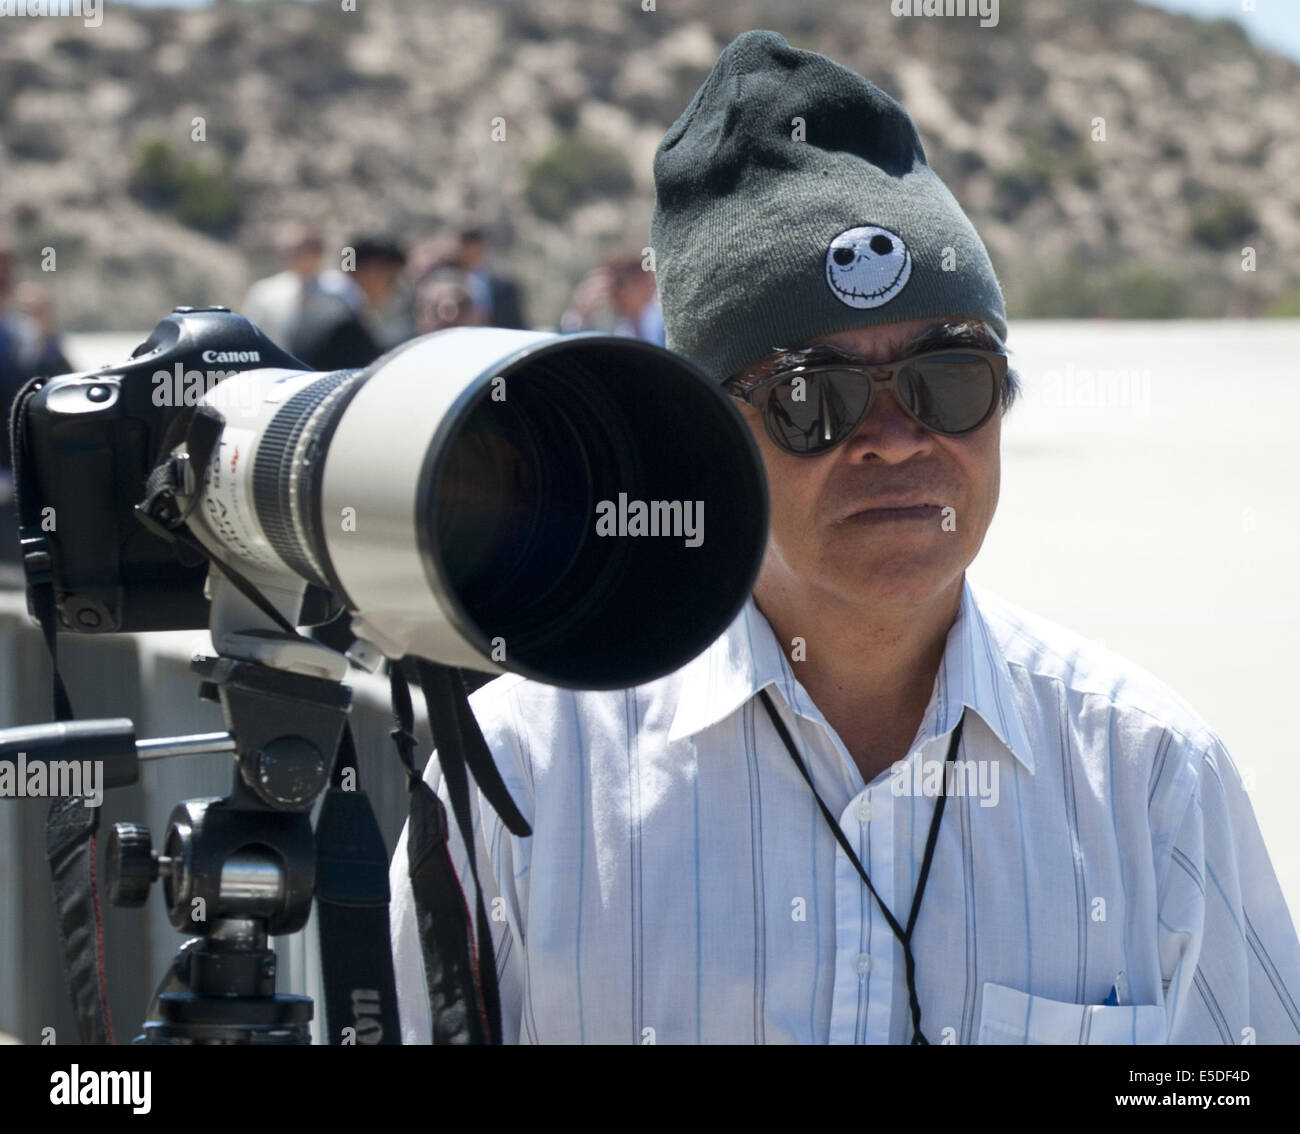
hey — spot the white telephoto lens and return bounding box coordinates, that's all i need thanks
[184,329,768,689]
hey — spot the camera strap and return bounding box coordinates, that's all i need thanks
[9,376,75,721]
[8,376,116,1044]
[136,406,224,542]
[314,722,403,1045]
[387,657,531,1043]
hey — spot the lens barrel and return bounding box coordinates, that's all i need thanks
[192,329,768,690]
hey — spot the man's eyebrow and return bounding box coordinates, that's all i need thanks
[903,321,1006,355]
[735,321,1007,384]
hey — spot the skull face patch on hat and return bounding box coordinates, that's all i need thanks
[824,225,912,309]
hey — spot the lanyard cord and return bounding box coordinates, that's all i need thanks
[758,688,965,1045]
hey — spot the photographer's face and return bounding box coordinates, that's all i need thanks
[733,317,1001,612]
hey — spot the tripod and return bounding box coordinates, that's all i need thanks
[8,561,516,1044]
[4,569,401,1044]
[109,650,353,1043]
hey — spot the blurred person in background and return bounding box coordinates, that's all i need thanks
[0,253,71,463]
[412,267,485,335]
[0,253,71,562]
[559,250,666,346]
[609,253,665,345]
[14,282,72,379]
[0,247,30,444]
[0,246,27,534]
[242,222,358,347]
[452,224,528,330]
[287,235,407,371]
[0,249,19,562]
[404,235,459,288]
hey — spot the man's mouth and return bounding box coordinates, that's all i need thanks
[844,504,939,523]
[839,497,941,523]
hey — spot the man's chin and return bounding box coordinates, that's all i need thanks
[818,552,961,607]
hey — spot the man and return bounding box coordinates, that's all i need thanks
[453,224,528,330]
[560,251,666,346]
[609,256,665,346]
[412,266,485,335]
[0,247,41,466]
[288,235,407,371]
[12,282,71,380]
[389,30,1300,1044]
[241,223,357,347]
[0,247,41,564]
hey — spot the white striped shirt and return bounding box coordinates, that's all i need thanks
[389,575,1300,1043]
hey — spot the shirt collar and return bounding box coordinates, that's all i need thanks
[667,575,1036,774]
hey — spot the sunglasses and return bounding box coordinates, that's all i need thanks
[725,347,1007,456]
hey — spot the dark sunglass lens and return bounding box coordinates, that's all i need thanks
[766,370,871,453]
[899,354,997,433]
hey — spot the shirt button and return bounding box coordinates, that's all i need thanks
[854,798,874,822]
[854,953,872,976]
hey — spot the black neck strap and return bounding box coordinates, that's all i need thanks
[758,688,964,1045]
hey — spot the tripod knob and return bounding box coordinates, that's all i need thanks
[107,822,157,907]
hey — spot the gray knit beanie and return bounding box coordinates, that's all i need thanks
[650,30,1006,384]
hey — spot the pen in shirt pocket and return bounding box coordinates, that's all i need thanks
[1103,970,1129,1006]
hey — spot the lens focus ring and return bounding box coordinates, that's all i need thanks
[252,372,358,585]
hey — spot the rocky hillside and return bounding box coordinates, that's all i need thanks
[2,0,1298,330]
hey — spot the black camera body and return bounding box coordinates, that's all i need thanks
[13,306,307,634]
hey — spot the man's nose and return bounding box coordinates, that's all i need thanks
[841,377,932,459]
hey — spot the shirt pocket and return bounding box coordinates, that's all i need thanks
[976,981,1167,1045]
